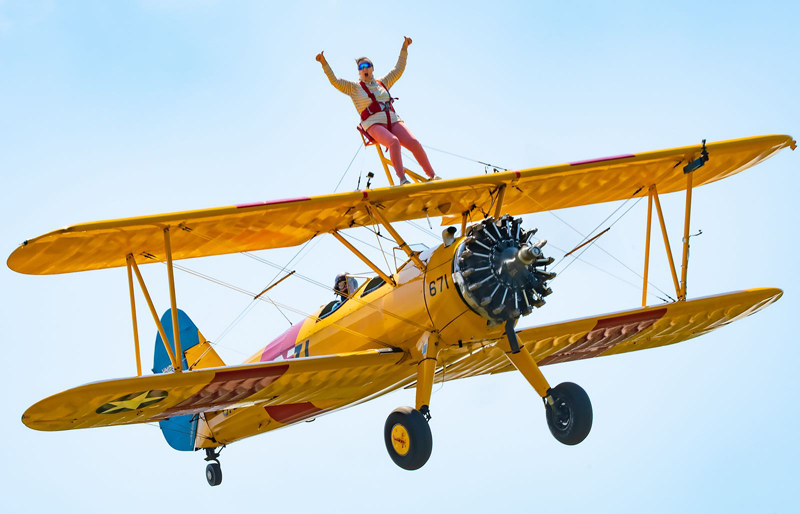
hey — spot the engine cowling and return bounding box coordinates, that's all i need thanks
[453,215,554,323]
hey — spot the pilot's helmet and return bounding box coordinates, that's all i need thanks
[334,272,358,297]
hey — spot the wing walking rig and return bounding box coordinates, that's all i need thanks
[9,134,795,485]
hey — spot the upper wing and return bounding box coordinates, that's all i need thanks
[8,135,793,275]
[433,288,782,382]
[23,348,411,432]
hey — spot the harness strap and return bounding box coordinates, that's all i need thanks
[359,81,395,129]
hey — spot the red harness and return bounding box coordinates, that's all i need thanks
[359,80,395,129]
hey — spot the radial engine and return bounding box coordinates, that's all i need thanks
[452,215,554,325]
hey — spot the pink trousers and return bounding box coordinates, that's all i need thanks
[366,122,436,180]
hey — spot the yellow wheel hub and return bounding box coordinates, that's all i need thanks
[391,423,411,456]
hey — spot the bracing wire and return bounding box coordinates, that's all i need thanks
[181,228,429,331]
[214,238,318,343]
[171,262,396,346]
[545,240,666,299]
[199,140,368,352]
[367,207,395,275]
[551,196,640,271]
[333,143,363,193]
[552,197,643,278]
[513,186,674,302]
[420,144,508,171]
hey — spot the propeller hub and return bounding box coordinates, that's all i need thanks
[452,215,554,323]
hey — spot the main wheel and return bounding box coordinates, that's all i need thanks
[545,382,593,445]
[205,462,222,486]
[384,406,433,470]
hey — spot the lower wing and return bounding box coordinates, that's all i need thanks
[23,348,409,432]
[433,288,782,382]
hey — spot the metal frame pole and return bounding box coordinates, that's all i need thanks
[493,185,506,219]
[163,227,183,371]
[369,205,426,271]
[375,145,395,186]
[128,256,178,370]
[126,257,142,376]
[651,185,681,299]
[679,172,694,300]
[642,188,654,307]
[374,145,427,184]
[331,231,396,286]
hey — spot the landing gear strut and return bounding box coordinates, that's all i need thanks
[384,332,437,470]
[204,447,223,486]
[504,321,593,445]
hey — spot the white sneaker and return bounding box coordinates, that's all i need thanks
[429,175,442,181]
[399,177,411,185]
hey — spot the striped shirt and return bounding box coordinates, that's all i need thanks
[323,48,407,130]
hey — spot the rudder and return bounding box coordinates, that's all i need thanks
[153,309,225,451]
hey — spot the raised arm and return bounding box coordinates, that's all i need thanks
[316,51,357,96]
[379,37,411,89]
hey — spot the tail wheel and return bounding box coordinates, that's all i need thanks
[384,407,433,470]
[205,462,222,486]
[545,382,593,445]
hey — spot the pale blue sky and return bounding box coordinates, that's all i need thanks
[1,1,797,512]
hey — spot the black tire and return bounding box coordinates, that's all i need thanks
[206,462,222,486]
[545,382,592,445]
[384,406,433,470]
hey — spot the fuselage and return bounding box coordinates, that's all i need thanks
[201,216,550,445]
[242,236,506,366]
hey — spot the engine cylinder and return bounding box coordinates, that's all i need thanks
[453,215,554,323]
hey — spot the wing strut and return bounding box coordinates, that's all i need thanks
[331,230,396,287]
[679,169,694,300]
[650,185,681,299]
[126,258,143,376]
[642,188,654,307]
[127,254,180,372]
[368,205,426,272]
[163,227,183,371]
[641,163,697,304]
[493,185,507,218]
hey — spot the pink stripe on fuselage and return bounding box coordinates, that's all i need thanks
[568,154,635,166]
[260,322,304,362]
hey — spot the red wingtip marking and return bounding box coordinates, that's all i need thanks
[154,364,290,418]
[265,402,324,425]
[362,190,369,199]
[539,308,667,366]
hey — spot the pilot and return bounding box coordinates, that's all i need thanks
[334,272,358,303]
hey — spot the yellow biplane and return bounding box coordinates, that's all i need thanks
[10,134,794,486]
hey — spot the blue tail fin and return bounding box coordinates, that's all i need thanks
[153,309,225,451]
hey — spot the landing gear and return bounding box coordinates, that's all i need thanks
[545,382,593,445]
[503,324,592,445]
[384,406,433,470]
[204,447,223,486]
[383,332,438,470]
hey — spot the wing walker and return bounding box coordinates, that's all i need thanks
[10,134,795,486]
